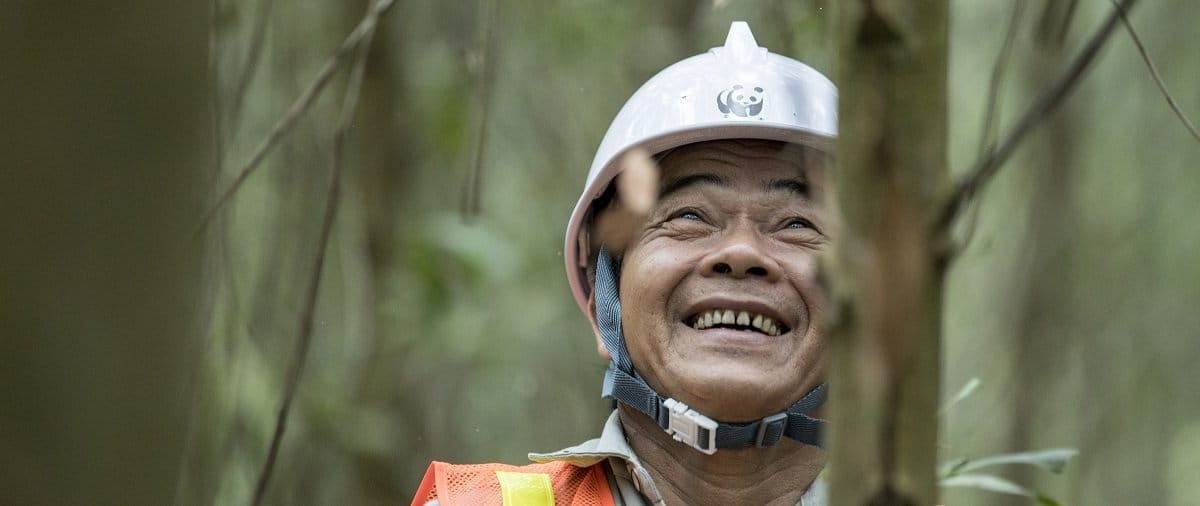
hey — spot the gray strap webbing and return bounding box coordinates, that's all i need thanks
[603,363,826,449]
[594,249,633,374]
[595,248,827,450]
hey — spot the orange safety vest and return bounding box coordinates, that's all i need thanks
[411,460,617,506]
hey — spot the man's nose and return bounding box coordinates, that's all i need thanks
[699,224,782,282]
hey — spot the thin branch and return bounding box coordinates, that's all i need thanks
[226,0,277,132]
[954,0,1026,257]
[1112,0,1200,144]
[937,0,1141,237]
[976,0,1026,157]
[176,3,223,502]
[1035,0,1078,48]
[174,2,229,503]
[196,0,397,238]
[201,0,229,211]
[248,2,386,504]
[460,0,499,220]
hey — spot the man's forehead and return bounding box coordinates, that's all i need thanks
[656,140,813,191]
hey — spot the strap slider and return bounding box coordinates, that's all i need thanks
[662,398,718,455]
[755,412,788,447]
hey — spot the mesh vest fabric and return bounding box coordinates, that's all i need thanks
[412,460,615,506]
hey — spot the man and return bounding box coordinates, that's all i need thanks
[413,21,836,505]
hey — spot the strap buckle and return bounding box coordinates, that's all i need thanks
[662,398,718,455]
[755,412,788,447]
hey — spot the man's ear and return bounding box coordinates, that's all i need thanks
[587,291,612,361]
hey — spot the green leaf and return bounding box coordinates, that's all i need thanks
[1035,493,1063,506]
[940,376,981,415]
[941,473,1034,497]
[959,448,1079,474]
[938,457,970,478]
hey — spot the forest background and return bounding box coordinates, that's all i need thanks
[2,0,1198,505]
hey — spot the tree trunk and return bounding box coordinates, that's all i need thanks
[0,3,209,505]
[827,1,949,505]
[1000,3,1080,504]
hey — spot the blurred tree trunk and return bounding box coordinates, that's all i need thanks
[0,2,209,505]
[1000,2,1081,503]
[827,1,949,505]
[347,0,413,502]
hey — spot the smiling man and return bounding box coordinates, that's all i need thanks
[413,22,836,506]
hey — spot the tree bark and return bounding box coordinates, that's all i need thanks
[827,1,949,505]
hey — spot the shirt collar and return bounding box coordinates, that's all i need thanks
[528,410,636,467]
[528,410,827,506]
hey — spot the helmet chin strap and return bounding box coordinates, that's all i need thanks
[594,248,826,455]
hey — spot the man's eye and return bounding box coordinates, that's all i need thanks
[673,210,704,222]
[785,218,814,230]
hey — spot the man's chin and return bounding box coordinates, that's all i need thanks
[662,362,807,422]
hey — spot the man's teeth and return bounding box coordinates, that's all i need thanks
[690,309,783,336]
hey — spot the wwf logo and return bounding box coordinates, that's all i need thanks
[717,84,764,117]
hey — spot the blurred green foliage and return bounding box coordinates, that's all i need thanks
[182,0,1200,504]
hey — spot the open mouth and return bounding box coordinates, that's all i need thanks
[686,309,789,337]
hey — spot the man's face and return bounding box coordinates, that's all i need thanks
[616,139,831,422]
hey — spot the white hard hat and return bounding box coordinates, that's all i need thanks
[563,21,838,317]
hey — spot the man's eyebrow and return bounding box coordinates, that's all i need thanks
[658,173,728,200]
[767,178,809,197]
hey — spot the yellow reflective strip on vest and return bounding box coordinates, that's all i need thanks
[495,471,555,506]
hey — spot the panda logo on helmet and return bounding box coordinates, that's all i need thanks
[717,84,765,117]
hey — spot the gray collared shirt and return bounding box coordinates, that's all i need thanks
[528,411,827,506]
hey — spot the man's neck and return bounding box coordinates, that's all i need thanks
[618,405,825,506]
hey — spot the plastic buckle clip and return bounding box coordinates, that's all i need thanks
[755,412,788,447]
[662,398,718,455]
